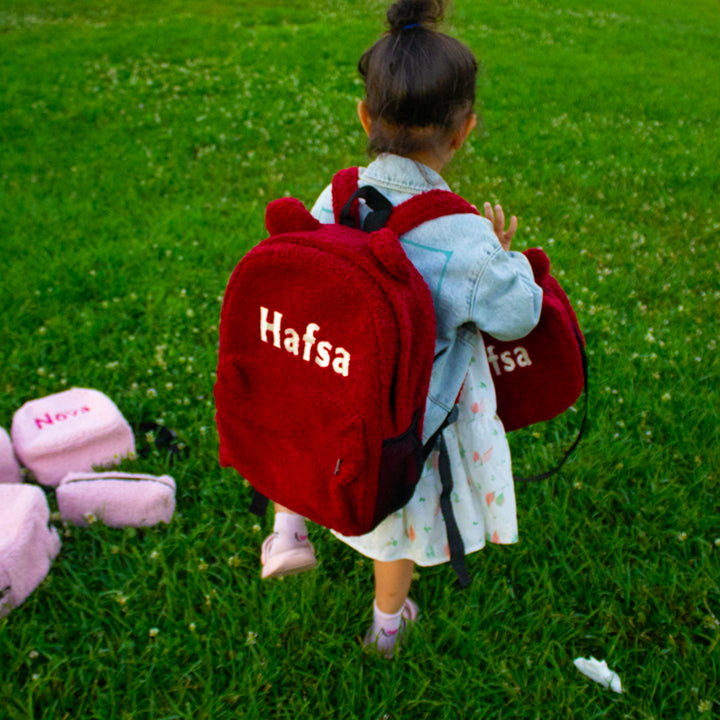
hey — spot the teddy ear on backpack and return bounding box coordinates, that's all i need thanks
[265,198,321,235]
[369,228,411,282]
[523,247,551,282]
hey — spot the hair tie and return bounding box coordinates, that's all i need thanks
[402,23,423,30]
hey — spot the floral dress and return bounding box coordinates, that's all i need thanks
[331,332,518,566]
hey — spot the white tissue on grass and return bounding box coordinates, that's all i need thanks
[573,656,623,693]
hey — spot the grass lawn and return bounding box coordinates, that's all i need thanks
[1,0,719,718]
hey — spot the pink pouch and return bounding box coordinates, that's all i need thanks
[11,388,136,487]
[0,484,61,617]
[56,471,176,527]
[0,427,22,484]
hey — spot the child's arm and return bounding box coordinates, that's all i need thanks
[483,202,517,251]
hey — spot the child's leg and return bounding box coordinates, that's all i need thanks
[374,559,415,613]
[366,559,419,657]
[260,503,316,579]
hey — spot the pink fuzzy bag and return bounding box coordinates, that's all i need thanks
[0,427,22,484]
[56,471,176,527]
[0,484,61,617]
[11,388,136,487]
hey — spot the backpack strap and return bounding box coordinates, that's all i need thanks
[514,330,589,483]
[425,406,472,589]
[332,167,361,222]
[386,189,479,235]
[331,168,480,233]
[438,430,472,589]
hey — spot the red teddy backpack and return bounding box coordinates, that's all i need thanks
[482,247,586,433]
[214,169,479,536]
[481,247,588,482]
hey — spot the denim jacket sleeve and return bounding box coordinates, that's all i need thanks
[468,235,542,341]
[399,212,542,342]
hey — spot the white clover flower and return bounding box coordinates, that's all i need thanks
[149,627,159,638]
[704,614,719,630]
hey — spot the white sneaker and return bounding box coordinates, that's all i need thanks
[260,532,317,579]
[364,598,419,658]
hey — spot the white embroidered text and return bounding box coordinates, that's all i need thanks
[486,344,532,377]
[260,307,351,377]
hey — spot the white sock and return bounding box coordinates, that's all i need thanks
[368,600,404,656]
[273,512,308,544]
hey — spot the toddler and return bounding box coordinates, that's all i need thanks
[260,0,542,657]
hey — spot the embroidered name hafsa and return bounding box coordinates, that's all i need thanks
[486,344,532,377]
[260,307,351,377]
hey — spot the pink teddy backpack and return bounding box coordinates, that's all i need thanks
[1,426,22,484]
[11,388,136,487]
[0,484,61,617]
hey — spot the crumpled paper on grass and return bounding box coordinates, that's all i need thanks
[573,656,623,693]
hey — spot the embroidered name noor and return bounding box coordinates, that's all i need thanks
[260,307,351,377]
[486,344,532,377]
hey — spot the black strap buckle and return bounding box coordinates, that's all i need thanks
[339,186,394,232]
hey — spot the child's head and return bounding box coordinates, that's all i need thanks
[358,0,478,159]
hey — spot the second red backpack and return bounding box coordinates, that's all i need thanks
[214,169,479,536]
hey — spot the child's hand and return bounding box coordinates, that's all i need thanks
[483,202,517,251]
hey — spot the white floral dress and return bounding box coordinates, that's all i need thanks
[332,335,518,566]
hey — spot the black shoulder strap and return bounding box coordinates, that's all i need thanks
[249,490,270,517]
[438,431,472,588]
[339,185,394,232]
[513,330,589,483]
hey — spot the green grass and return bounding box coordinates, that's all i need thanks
[1,0,719,717]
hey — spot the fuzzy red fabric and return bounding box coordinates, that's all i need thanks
[215,180,480,536]
[481,248,585,432]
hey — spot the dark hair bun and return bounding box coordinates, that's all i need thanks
[387,0,445,34]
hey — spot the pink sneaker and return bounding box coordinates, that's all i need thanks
[364,598,419,658]
[260,532,317,579]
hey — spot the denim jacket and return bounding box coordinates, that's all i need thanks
[311,154,543,443]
